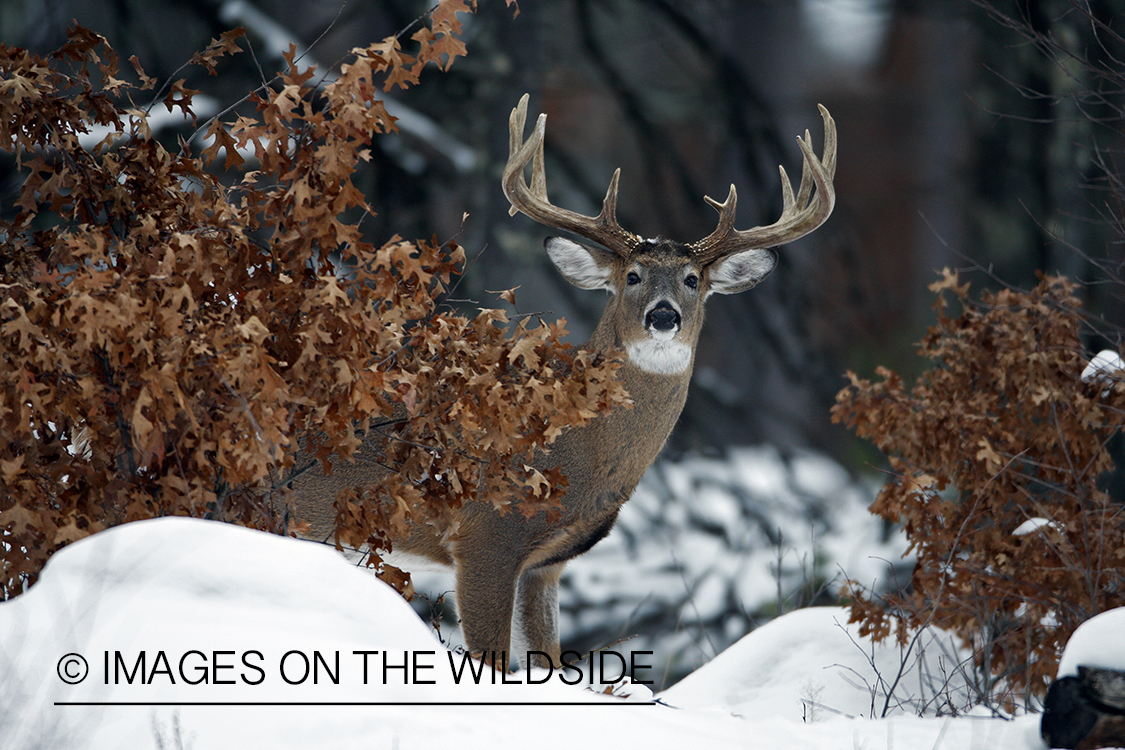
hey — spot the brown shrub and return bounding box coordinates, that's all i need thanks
[833,271,1125,709]
[0,3,626,600]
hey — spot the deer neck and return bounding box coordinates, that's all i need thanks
[613,355,693,440]
[566,316,696,488]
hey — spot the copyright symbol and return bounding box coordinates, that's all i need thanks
[57,653,88,684]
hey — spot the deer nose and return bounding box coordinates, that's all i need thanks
[646,301,681,332]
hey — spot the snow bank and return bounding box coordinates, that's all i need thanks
[0,517,1042,750]
[660,606,971,720]
[0,518,611,749]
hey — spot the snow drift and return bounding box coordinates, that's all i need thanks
[0,517,1048,749]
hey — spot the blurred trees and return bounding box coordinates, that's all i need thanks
[968,0,1125,338]
[834,1,1125,708]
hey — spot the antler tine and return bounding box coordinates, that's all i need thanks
[691,105,837,264]
[502,94,640,256]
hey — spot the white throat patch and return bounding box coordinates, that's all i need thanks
[626,338,693,375]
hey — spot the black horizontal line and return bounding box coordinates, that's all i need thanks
[54,701,655,707]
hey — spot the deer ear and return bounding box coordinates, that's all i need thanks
[706,248,777,296]
[545,237,619,291]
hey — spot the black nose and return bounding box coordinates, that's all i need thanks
[646,301,681,331]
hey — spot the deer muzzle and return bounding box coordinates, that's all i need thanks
[645,300,681,334]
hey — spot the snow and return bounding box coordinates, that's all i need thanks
[1056,607,1125,679]
[76,96,220,150]
[550,446,910,682]
[663,606,968,720]
[1012,517,1059,536]
[1080,349,1124,383]
[0,515,1053,750]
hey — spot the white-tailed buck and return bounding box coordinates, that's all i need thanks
[294,94,836,668]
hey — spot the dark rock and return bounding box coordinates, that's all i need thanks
[1043,676,1100,749]
[1042,667,1125,750]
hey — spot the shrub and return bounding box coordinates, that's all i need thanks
[832,271,1125,710]
[0,2,626,600]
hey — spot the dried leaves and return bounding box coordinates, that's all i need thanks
[0,2,625,599]
[832,272,1125,707]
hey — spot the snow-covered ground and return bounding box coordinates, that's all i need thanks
[0,514,1054,750]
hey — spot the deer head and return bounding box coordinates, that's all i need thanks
[502,94,836,377]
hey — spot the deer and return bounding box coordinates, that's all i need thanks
[291,94,836,670]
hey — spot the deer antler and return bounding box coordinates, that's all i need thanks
[690,105,837,264]
[502,94,641,257]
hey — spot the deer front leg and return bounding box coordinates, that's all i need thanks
[513,562,565,669]
[453,552,520,669]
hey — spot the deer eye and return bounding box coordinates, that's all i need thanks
[626,271,641,286]
[684,274,698,289]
